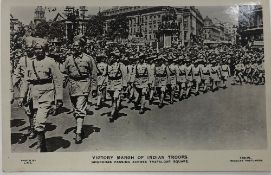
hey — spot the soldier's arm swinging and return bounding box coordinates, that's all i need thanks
[90,56,98,92]
[49,60,63,107]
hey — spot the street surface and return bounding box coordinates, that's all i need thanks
[11,83,267,152]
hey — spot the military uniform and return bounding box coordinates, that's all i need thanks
[106,61,127,118]
[167,63,178,87]
[127,62,136,101]
[192,63,201,84]
[63,50,97,143]
[256,61,265,85]
[97,62,108,87]
[134,63,149,92]
[148,62,156,88]
[185,63,193,87]
[233,61,245,84]
[107,62,127,97]
[221,64,230,80]
[201,63,211,92]
[177,63,186,86]
[21,55,63,132]
[13,37,36,137]
[155,63,167,92]
[201,63,211,84]
[210,64,221,82]
[133,62,150,113]
[63,53,97,117]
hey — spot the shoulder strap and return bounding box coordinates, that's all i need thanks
[136,65,138,75]
[72,55,83,77]
[116,63,122,76]
[87,60,92,76]
[163,66,167,75]
[144,65,148,75]
[25,56,28,68]
[32,60,40,80]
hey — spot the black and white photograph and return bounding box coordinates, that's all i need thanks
[9,4,267,152]
[2,0,271,172]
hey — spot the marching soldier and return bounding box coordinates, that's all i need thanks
[147,54,156,105]
[62,36,97,144]
[133,53,150,114]
[19,38,63,152]
[200,59,211,93]
[210,60,221,91]
[220,58,231,88]
[250,58,258,84]
[256,58,265,85]
[127,55,136,103]
[166,56,178,104]
[192,59,201,95]
[13,37,36,138]
[185,58,193,98]
[177,58,186,100]
[232,59,245,85]
[95,53,108,109]
[154,55,168,108]
[106,50,127,121]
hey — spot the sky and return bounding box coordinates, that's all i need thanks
[10,6,239,26]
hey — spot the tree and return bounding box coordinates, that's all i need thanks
[34,20,50,38]
[48,21,65,40]
[85,12,106,38]
[107,15,129,41]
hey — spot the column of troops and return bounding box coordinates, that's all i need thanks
[10,32,265,152]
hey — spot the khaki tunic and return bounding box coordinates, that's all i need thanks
[21,56,63,108]
[63,53,97,97]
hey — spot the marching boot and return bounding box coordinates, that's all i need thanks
[75,118,83,144]
[139,108,144,114]
[37,131,47,152]
[75,133,82,144]
[28,117,37,139]
[149,99,153,105]
[24,116,33,136]
[170,96,174,104]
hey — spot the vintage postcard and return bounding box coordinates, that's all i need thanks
[2,0,271,172]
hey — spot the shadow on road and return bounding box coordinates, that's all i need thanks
[45,123,57,132]
[11,132,28,144]
[46,136,71,152]
[95,102,111,110]
[86,109,94,115]
[10,119,26,128]
[109,112,128,123]
[64,125,101,140]
[29,136,71,152]
[56,106,71,115]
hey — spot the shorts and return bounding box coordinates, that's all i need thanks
[107,79,122,91]
[155,76,167,88]
[193,75,201,83]
[178,81,186,88]
[210,74,220,82]
[168,75,177,86]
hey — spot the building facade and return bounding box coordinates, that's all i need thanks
[34,6,46,26]
[203,16,236,44]
[203,16,221,43]
[101,6,204,46]
[49,6,90,42]
[238,5,263,47]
